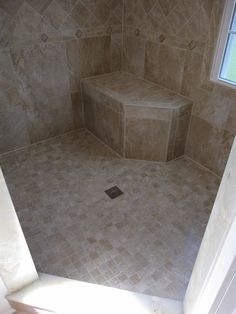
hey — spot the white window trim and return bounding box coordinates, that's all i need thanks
[210,0,236,90]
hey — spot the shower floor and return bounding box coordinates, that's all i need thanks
[0,129,219,300]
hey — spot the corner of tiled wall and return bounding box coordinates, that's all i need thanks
[1,0,235,177]
[0,0,123,155]
[122,0,236,177]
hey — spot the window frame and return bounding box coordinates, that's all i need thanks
[211,0,236,90]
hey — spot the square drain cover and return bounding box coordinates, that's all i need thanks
[105,186,124,199]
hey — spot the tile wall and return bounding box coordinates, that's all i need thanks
[1,0,235,176]
[0,0,122,153]
[123,0,236,176]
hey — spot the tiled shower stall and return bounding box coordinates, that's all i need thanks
[0,0,235,302]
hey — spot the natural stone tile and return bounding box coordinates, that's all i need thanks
[0,0,23,17]
[82,71,192,161]
[0,106,29,153]
[70,1,92,28]
[25,93,74,143]
[111,33,122,71]
[122,0,233,178]
[71,91,84,128]
[11,42,70,100]
[83,89,124,155]
[93,0,110,25]
[139,0,156,14]
[192,89,233,129]
[206,0,224,48]
[43,0,68,30]
[145,41,186,92]
[65,39,81,91]
[123,35,146,78]
[186,115,223,174]
[124,0,147,28]
[0,130,219,299]
[144,39,160,82]
[4,2,45,46]
[166,3,190,34]
[57,0,77,13]
[181,51,204,98]
[158,0,177,16]
[0,7,12,33]
[157,45,186,92]
[143,1,173,36]
[216,130,234,176]
[224,99,236,134]
[78,36,111,78]
[125,107,170,161]
[26,0,52,14]
[167,108,192,161]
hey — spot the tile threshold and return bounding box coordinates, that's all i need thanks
[7,273,182,314]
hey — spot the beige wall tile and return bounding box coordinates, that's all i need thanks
[145,41,186,93]
[0,0,121,154]
[123,0,234,176]
[0,107,29,153]
[83,87,124,156]
[79,36,111,78]
[123,35,146,78]
[186,115,224,174]
[125,117,169,161]
[71,91,84,128]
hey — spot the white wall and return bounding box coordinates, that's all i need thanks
[183,137,236,313]
[0,276,13,314]
[0,168,38,293]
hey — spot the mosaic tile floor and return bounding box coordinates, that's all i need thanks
[0,129,220,300]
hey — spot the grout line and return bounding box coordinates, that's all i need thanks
[184,155,221,180]
[184,105,194,156]
[121,0,125,70]
[79,80,85,127]
[85,129,122,159]
[0,128,85,158]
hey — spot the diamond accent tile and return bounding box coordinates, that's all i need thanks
[40,33,48,42]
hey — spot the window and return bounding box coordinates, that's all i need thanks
[211,0,236,89]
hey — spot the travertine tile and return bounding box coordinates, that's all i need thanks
[0,130,219,300]
[24,94,75,143]
[82,72,192,161]
[123,35,146,78]
[125,110,169,161]
[70,1,93,28]
[57,0,77,13]
[26,0,52,14]
[0,0,121,155]
[181,51,204,98]
[43,0,68,30]
[185,115,224,174]
[122,0,234,177]
[83,85,124,155]
[145,42,186,93]
[0,107,29,153]
[111,33,122,71]
[0,0,24,17]
[78,36,111,77]
[71,91,84,128]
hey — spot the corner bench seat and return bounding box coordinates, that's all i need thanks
[82,72,192,162]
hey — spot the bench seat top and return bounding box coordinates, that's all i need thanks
[82,72,192,110]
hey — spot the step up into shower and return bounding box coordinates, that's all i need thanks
[82,72,192,162]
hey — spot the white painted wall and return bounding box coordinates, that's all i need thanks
[215,268,236,314]
[183,137,236,313]
[0,276,13,314]
[0,168,38,293]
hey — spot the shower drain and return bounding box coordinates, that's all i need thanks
[105,186,124,199]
